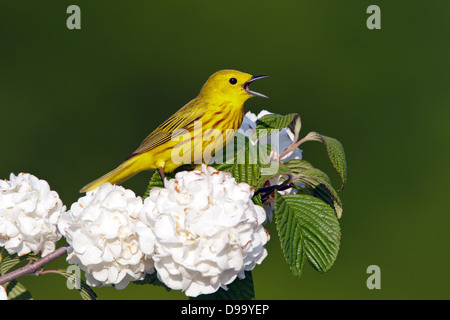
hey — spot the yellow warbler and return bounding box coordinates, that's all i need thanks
[80,69,268,193]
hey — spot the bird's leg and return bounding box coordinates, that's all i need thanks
[158,167,166,184]
[255,175,293,203]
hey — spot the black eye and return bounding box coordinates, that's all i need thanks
[229,78,237,85]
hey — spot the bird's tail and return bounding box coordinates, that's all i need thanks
[80,157,140,193]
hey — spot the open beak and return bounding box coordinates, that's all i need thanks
[243,75,269,98]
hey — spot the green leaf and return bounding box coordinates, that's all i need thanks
[253,113,300,142]
[273,193,305,277]
[143,170,165,200]
[55,269,97,300]
[232,162,261,187]
[211,137,271,188]
[0,250,34,300]
[282,159,343,218]
[301,132,347,190]
[5,279,32,300]
[274,193,341,277]
[143,166,185,199]
[252,193,264,207]
[283,159,315,174]
[0,251,35,276]
[210,131,248,167]
[293,168,343,218]
[312,183,343,219]
[255,162,292,190]
[190,271,254,300]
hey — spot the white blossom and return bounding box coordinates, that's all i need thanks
[0,285,7,300]
[135,165,269,297]
[0,173,64,257]
[239,110,303,162]
[58,183,154,290]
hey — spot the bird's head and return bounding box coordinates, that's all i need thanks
[199,69,268,104]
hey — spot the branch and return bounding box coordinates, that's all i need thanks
[0,245,69,286]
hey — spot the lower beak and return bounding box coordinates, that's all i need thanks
[243,75,269,98]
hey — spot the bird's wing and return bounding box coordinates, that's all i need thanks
[126,98,207,159]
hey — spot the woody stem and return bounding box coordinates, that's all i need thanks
[0,245,69,286]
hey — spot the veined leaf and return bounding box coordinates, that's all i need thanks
[0,251,35,276]
[0,250,34,300]
[255,162,292,190]
[211,137,271,188]
[143,170,165,199]
[281,159,343,218]
[5,279,32,300]
[283,159,315,174]
[301,132,347,190]
[253,113,300,142]
[232,162,261,187]
[143,167,183,199]
[252,193,264,207]
[312,184,343,219]
[273,193,305,278]
[190,271,254,300]
[55,269,97,300]
[294,167,343,218]
[274,193,341,276]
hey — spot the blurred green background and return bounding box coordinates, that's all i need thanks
[1,0,449,299]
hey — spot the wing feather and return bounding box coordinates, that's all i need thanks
[126,98,207,159]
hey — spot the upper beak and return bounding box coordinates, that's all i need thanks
[243,75,269,98]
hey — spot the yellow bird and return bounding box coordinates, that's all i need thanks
[80,69,268,193]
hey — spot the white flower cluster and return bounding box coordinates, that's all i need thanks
[0,173,64,257]
[136,165,269,297]
[1,165,270,297]
[57,184,154,290]
[53,165,268,295]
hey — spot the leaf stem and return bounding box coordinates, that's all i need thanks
[279,131,321,160]
[278,137,305,160]
[0,245,69,285]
